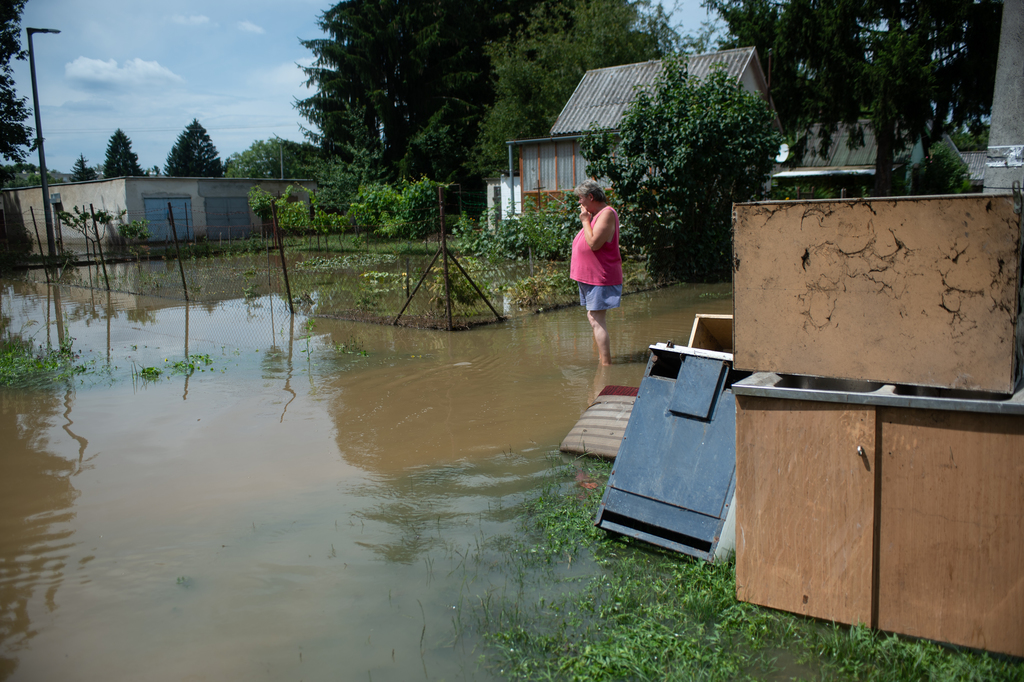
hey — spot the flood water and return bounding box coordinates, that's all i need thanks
[0,278,730,681]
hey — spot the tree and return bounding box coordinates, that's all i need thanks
[913,143,970,195]
[0,0,31,187]
[472,0,678,176]
[164,119,223,177]
[103,129,143,177]
[224,138,319,179]
[297,0,539,183]
[707,0,1002,196]
[582,58,782,282]
[71,153,97,182]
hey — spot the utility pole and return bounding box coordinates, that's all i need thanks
[26,27,61,257]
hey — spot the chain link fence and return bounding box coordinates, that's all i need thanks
[7,236,556,331]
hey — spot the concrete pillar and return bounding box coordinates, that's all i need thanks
[985,0,1024,193]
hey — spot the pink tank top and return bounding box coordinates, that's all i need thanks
[570,206,622,286]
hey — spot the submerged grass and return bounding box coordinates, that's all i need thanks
[476,457,1024,681]
[0,334,89,388]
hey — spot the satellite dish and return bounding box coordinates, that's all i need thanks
[775,143,790,164]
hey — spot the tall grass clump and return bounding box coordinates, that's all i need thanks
[0,334,87,388]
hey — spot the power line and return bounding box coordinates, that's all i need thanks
[45,124,306,135]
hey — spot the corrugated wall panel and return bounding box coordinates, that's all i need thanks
[539,143,557,192]
[521,143,540,193]
[557,141,576,190]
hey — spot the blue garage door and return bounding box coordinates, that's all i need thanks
[144,198,192,242]
[205,197,252,240]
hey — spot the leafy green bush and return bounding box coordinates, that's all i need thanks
[503,262,578,307]
[425,256,493,312]
[118,219,151,241]
[349,177,444,239]
[583,56,782,283]
[248,185,345,237]
[914,144,971,195]
[454,197,582,261]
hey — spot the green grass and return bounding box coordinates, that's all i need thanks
[476,457,1024,681]
[0,335,88,388]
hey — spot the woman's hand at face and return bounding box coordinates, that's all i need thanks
[579,203,592,224]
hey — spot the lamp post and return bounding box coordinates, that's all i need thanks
[26,27,61,257]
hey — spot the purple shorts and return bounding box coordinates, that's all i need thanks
[578,283,622,311]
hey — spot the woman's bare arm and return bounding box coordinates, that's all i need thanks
[579,207,615,251]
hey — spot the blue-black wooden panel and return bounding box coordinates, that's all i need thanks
[609,381,736,519]
[600,520,712,560]
[669,356,726,419]
[601,487,722,539]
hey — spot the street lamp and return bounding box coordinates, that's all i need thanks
[26,27,61,257]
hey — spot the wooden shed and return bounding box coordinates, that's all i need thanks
[510,47,774,212]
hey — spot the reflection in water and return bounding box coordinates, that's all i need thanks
[0,278,731,681]
[0,391,79,680]
[61,390,90,466]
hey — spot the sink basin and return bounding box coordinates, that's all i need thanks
[774,375,884,393]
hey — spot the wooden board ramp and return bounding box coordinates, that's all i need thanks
[559,386,638,460]
[560,314,734,461]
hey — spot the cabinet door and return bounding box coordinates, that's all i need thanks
[878,407,1024,657]
[736,396,876,625]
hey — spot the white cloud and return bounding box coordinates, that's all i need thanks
[238,20,265,35]
[170,15,210,26]
[65,57,185,89]
[249,60,313,99]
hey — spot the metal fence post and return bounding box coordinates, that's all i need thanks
[167,203,189,302]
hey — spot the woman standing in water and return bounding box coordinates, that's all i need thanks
[570,179,622,366]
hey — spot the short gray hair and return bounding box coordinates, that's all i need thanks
[574,179,606,203]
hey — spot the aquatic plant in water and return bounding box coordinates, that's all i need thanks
[0,335,88,388]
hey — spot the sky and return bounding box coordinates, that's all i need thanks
[10,0,715,176]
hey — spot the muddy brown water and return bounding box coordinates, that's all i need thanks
[0,278,730,681]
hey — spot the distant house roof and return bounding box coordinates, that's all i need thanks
[775,121,914,178]
[548,47,769,137]
[960,150,987,186]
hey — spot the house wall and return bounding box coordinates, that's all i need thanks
[518,140,588,212]
[515,58,773,213]
[499,174,520,219]
[1,178,128,248]
[2,177,316,247]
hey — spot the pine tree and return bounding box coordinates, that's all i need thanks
[0,0,31,187]
[104,129,143,177]
[70,153,98,182]
[164,119,223,177]
[297,0,541,181]
[707,0,1001,196]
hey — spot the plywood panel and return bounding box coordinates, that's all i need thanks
[877,407,1024,657]
[733,195,1020,393]
[736,396,876,625]
[687,314,733,353]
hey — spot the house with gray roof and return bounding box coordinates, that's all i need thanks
[503,47,774,213]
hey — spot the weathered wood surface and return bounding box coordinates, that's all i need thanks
[559,394,635,459]
[877,407,1024,657]
[687,314,733,353]
[733,195,1021,392]
[735,396,876,625]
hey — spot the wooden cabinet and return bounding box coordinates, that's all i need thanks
[877,408,1024,656]
[736,397,876,625]
[734,383,1024,658]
